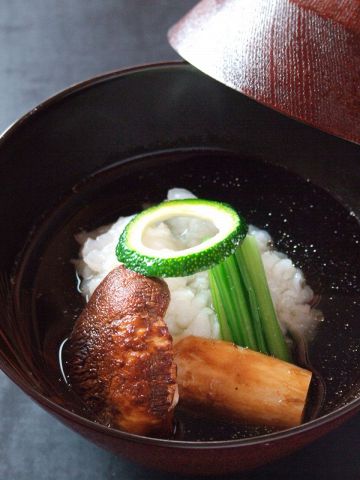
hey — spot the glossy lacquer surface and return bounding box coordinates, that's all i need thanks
[0,62,360,476]
[168,0,360,144]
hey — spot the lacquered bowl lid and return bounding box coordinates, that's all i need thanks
[168,0,360,145]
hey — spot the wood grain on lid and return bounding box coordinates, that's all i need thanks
[168,0,360,144]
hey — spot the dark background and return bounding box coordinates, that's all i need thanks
[0,1,359,479]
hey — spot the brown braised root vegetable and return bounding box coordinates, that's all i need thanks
[175,336,312,428]
[69,265,178,436]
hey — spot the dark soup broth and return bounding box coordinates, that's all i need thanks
[12,150,360,441]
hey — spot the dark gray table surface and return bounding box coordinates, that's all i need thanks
[0,1,359,479]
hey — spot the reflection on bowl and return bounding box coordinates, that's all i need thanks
[0,63,359,475]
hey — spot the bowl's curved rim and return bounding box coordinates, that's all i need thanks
[0,60,186,144]
[0,61,359,449]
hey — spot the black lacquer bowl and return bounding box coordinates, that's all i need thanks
[0,62,359,475]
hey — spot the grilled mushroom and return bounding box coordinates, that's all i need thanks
[69,265,177,436]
